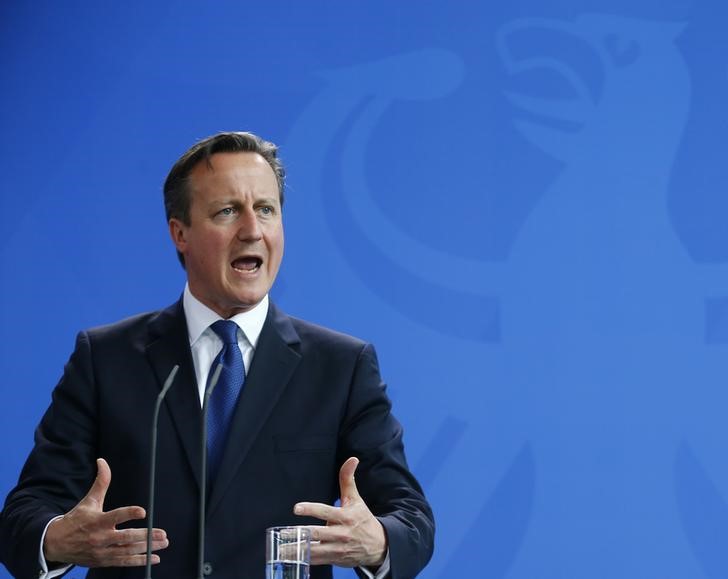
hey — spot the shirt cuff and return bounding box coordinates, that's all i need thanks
[358,549,390,579]
[38,516,74,579]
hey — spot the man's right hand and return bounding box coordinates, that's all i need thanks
[43,458,169,567]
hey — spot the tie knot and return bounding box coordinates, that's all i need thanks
[210,320,239,345]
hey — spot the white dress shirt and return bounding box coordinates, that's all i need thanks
[183,284,268,402]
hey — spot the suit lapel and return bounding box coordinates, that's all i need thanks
[145,300,203,490]
[208,303,302,516]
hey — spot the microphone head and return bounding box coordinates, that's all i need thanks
[207,363,224,396]
[166,364,180,387]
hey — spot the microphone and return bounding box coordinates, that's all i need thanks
[144,364,180,579]
[197,363,223,579]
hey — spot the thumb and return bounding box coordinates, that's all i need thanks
[338,457,361,506]
[83,458,111,510]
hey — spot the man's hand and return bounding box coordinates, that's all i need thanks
[294,457,387,568]
[43,458,169,567]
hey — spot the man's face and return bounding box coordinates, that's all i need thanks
[169,151,284,318]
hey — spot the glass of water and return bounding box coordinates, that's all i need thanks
[266,526,311,579]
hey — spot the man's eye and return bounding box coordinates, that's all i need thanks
[259,206,274,216]
[218,207,236,217]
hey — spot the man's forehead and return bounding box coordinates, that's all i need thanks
[186,151,281,202]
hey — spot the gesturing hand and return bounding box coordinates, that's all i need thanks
[294,457,387,569]
[44,458,169,567]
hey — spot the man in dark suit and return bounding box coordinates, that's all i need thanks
[0,132,434,579]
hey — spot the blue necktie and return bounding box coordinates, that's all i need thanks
[207,320,246,481]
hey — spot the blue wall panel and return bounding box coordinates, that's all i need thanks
[2,1,726,577]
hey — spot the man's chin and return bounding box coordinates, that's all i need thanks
[224,292,268,315]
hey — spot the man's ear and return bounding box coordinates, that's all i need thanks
[169,219,187,253]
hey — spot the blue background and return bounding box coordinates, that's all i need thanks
[2,1,728,577]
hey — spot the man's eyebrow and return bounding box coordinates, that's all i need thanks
[255,196,280,205]
[208,198,243,207]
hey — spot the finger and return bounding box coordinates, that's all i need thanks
[309,542,336,566]
[297,524,332,543]
[113,537,170,554]
[107,527,168,547]
[307,525,350,544]
[83,458,112,509]
[310,546,340,567]
[338,457,361,506]
[105,552,162,567]
[102,505,147,527]
[294,502,344,523]
[309,541,357,567]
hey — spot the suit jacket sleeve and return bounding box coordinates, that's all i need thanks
[339,343,434,579]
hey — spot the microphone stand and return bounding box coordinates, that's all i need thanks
[144,365,180,579]
[197,363,223,579]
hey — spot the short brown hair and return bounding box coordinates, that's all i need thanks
[164,131,285,266]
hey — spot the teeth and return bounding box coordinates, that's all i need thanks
[231,257,262,273]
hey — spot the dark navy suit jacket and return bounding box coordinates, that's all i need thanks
[0,301,434,579]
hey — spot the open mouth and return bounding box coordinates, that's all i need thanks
[231,256,262,273]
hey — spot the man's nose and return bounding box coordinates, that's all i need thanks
[236,209,262,241]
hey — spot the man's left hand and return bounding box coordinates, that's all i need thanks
[293,457,387,568]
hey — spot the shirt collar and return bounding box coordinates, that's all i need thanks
[183,284,269,348]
